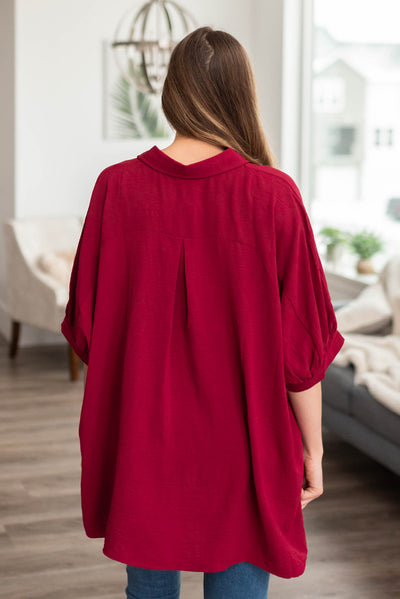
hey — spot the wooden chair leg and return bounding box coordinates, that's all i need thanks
[68,345,81,381]
[9,320,82,381]
[9,320,20,358]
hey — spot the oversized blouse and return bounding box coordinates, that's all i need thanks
[60,144,345,578]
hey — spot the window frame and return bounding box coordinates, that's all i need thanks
[281,0,314,214]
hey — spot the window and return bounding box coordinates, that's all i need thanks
[313,77,346,113]
[328,126,356,156]
[374,128,395,147]
[297,0,400,266]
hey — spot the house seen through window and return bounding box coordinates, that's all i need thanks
[309,0,400,268]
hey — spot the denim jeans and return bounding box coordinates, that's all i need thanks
[125,561,270,598]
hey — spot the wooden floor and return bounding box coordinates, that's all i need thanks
[1,337,399,598]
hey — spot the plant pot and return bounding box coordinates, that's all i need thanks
[356,257,375,274]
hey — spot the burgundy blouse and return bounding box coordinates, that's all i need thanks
[61,145,344,578]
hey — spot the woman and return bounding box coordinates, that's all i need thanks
[62,25,344,599]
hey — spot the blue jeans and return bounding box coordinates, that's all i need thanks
[125,561,270,598]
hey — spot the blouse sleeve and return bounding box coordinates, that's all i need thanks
[274,177,345,392]
[60,167,109,364]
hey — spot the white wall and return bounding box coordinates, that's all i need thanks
[0,0,287,346]
[252,0,284,163]
[14,0,254,219]
[0,0,15,314]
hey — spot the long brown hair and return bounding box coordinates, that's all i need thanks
[161,26,277,167]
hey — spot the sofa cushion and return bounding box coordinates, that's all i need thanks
[350,383,400,446]
[321,363,355,414]
[335,282,393,335]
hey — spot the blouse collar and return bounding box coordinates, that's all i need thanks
[137,144,249,179]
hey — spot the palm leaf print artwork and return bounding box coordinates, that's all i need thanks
[110,75,171,139]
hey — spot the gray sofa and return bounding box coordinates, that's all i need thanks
[322,363,400,476]
[321,300,400,477]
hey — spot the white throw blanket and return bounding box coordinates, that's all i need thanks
[332,254,400,415]
[378,254,400,335]
[333,333,400,415]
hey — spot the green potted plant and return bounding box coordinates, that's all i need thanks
[318,227,348,266]
[347,229,384,274]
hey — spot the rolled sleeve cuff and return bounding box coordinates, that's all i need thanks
[285,329,345,392]
[61,317,89,365]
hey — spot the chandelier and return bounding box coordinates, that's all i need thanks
[112,0,198,95]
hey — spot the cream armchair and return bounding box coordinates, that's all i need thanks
[3,216,84,380]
